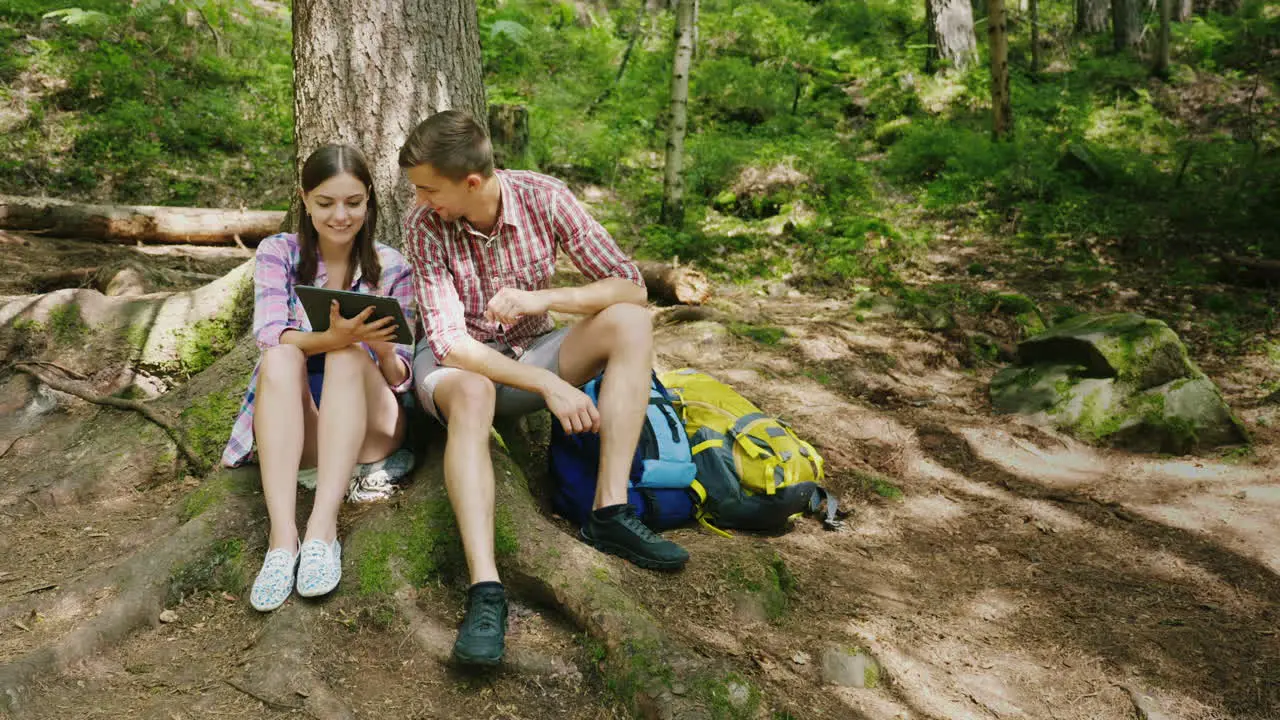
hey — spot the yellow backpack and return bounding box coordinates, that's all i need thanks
[659,368,825,496]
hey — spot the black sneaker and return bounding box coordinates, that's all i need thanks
[452,583,508,666]
[581,509,690,571]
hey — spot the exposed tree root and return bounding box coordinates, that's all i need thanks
[0,483,255,713]
[230,602,355,720]
[12,363,209,474]
[0,258,253,375]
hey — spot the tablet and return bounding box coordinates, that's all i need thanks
[295,285,414,345]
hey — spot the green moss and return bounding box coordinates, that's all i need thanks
[125,319,150,353]
[179,390,243,468]
[167,538,246,605]
[351,490,516,597]
[729,322,787,346]
[696,672,762,720]
[47,303,89,344]
[176,274,252,376]
[180,473,239,521]
[864,659,881,689]
[854,470,904,500]
[725,552,796,622]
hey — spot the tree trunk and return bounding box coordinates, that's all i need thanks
[292,0,486,249]
[1030,0,1042,73]
[1154,0,1172,76]
[1076,0,1111,33]
[1176,0,1192,21]
[0,195,282,245]
[990,0,1013,140]
[926,0,979,72]
[488,104,530,168]
[661,0,696,228]
[1112,0,1142,50]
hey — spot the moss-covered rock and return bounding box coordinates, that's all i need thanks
[1017,313,1195,390]
[992,314,1247,453]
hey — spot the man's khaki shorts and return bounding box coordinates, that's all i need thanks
[412,327,571,423]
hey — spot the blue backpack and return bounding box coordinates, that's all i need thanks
[549,372,700,530]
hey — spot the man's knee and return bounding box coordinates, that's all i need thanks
[259,344,305,386]
[437,372,497,425]
[597,303,653,349]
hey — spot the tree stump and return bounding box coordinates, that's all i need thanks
[489,104,530,168]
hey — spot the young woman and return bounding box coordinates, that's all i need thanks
[221,144,418,611]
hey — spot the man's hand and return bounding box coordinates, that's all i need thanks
[326,301,397,347]
[541,374,601,435]
[485,288,549,325]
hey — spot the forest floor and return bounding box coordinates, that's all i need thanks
[0,207,1277,719]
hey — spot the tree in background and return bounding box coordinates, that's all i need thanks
[990,0,1012,140]
[926,0,979,71]
[1155,0,1172,76]
[661,0,697,227]
[1030,0,1042,73]
[1076,0,1111,34]
[293,0,486,247]
[1112,0,1142,50]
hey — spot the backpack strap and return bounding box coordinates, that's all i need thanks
[689,480,732,538]
[809,487,844,530]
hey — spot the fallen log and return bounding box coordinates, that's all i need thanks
[1221,253,1280,285]
[637,260,712,306]
[0,195,284,245]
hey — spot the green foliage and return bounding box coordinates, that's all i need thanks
[0,0,293,206]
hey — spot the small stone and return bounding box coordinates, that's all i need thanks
[791,651,810,665]
[670,682,687,696]
[821,647,881,688]
[158,610,178,624]
[1232,491,1247,500]
[725,681,751,709]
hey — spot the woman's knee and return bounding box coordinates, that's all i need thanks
[259,344,306,386]
[324,344,371,380]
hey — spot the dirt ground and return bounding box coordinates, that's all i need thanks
[1,229,1277,719]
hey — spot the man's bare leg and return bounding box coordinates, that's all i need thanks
[557,303,688,571]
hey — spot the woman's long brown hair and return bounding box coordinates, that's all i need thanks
[296,144,381,289]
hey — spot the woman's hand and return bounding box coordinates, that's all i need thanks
[325,300,396,347]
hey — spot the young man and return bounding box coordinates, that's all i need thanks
[398,110,689,666]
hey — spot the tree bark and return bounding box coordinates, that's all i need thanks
[926,0,979,72]
[292,0,486,249]
[1154,0,1172,76]
[1076,0,1111,33]
[1030,0,1042,74]
[1112,0,1142,50]
[1176,0,1192,21]
[990,0,1012,140]
[661,0,696,228]
[0,195,282,245]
